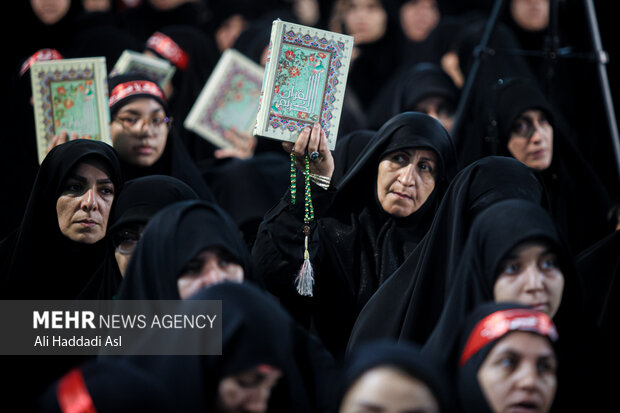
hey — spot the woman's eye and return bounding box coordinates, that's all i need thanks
[499,355,518,370]
[512,119,532,136]
[418,162,433,173]
[537,358,556,374]
[540,257,558,270]
[100,186,115,196]
[501,262,520,275]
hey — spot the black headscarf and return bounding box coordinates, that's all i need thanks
[347,156,546,352]
[0,139,122,300]
[108,73,216,202]
[332,128,376,185]
[455,302,559,413]
[117,199,262,300]
[422,198,580,371]
[0,139,121,410]
[78,175,200,300]
[145,25,221,162]
[252,111,457,359]
[487,77,613,254]
[338,340,455,413]
[368,62,460,130]
[114,282,340,413]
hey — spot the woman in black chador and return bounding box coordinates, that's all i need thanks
[477,77,613,254]
[347,156,546,352]
[0,139,122,410]
[252,111,458,359]
[116,199,262,300]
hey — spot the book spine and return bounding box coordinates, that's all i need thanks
[254,19,283,136]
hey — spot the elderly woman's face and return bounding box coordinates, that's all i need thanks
[494,241,564,318]
[339,366,440,413]
[507,110,553,171]
[477,331,557,413]
[376,148,437,218]
[177,247,244,299]
[56,160,115,244]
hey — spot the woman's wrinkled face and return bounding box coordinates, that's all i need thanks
[343,0,387,44]
[30,0,70,25]
[339,366,440,413]
[400,0,440,42]
[177,247,244,299]
[217,365,282,413]
[477,331,557,413]
[110,98,169,167]
[510,0,549,32]
[494,242,565,318]
[56,160,115,244]
[507,109,553,171]
[376,148,437,218]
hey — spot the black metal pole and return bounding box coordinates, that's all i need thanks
[583,0,620,184]
[450,0,507,146]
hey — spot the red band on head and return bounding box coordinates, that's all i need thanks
[56,368,98,413]
[109,80,166,108]
[146,32,189,70]
[459,308,558,367]
[20,48,63,76]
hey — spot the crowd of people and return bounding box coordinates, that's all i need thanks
[2,0,619,412]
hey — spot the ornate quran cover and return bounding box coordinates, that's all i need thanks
[30,57,112,164]
[110,49,176,88]
[183,49,264,149]
[254,19,354,150]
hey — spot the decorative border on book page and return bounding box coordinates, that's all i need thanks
[30,57,111,164]
[256,22,353,150]
[110,50,175,88]
[184,49,264,149]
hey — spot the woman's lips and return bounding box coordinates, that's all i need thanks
[391,191,413,200]
[76,219,97,227]
[134,145,155,155]
[529,149,547,159]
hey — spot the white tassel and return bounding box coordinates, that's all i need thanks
[295,235,314,296]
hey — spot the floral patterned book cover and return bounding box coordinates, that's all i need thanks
[254,19,354,150]
[110,49,175,88]
[183,49,264,149]
[30,57,112,164]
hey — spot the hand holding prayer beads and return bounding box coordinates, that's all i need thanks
[282,122,335,180]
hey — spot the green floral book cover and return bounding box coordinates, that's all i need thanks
[110,50,175,88]
[254,20,354,150]
[30,57,112,164]
[184,49,264,149]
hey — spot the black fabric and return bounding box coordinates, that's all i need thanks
[421,198,581,372]
[483,77,613,254]
[252,112,457,359]
[0,139,121,410]
[342,0,408,114]
[37,361,174,413]
[79,175,200,300]
[146,25,221,162]
[201,152,291,249]
[0,139,122,300]
[347,156,546,352]
[107,73,216,202]
[117,199,262,300]
[338,340,455,413]
[111,282,340,413]
[332,128,376,185]
[368,62,460,131]
[116,1,211,43]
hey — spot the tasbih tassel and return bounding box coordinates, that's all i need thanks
[292,153,315,296]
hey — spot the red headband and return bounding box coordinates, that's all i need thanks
[109,80,166,108]
[459,308,558,367]
[20,48,63,76]
[146,32,189,70]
